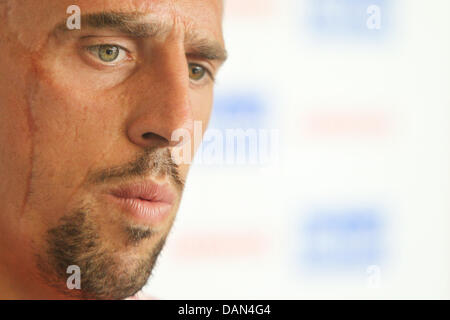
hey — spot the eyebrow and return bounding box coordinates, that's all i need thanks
[55,12,228,63]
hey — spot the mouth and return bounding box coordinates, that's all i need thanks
[106,180,176,227]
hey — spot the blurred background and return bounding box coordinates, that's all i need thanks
[145,0,450,299]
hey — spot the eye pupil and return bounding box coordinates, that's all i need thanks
[98,45,120,62]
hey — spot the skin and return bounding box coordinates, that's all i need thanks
[0,0,225,299]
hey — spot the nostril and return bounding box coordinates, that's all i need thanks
[142,132,169,144]
[142,132,155,140]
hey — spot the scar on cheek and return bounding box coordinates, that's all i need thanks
[19,55,47,218]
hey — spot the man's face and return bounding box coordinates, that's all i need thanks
[0,0,225,299]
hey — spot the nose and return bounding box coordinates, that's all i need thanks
[127,43,194,149]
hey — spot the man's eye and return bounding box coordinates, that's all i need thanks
[188,63,208,81]
[87,45,128,64]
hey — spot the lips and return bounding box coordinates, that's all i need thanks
[107,181,176,226]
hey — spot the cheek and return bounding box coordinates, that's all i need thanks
[0,40,43,231]
[24,72,124,220]
[192,87,214,132]
[0,71,34,228]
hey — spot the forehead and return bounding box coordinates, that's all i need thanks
[83,0,223,36]
[6,0,224,49]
